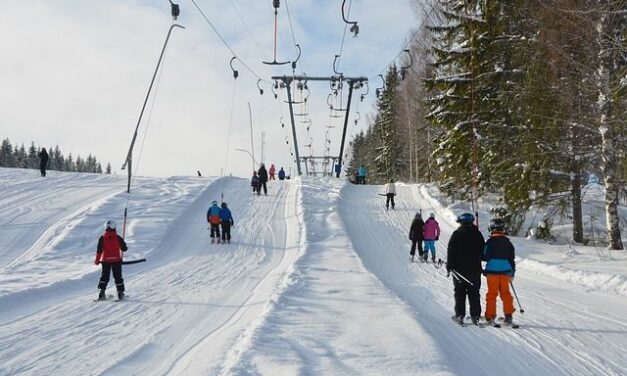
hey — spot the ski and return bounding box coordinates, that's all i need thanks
[451,316,467,327]
[93,295,129,302]
[496,317,520,329]
[93,294,114,302]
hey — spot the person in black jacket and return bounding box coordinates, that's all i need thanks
[257,163,269,195]
[446,212,485,325]
[408,212,425,262]
[39,147,49,177]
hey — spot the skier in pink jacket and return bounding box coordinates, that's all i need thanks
[423,212,441,263]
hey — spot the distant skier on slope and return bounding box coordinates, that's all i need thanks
[423,213,441,262]
[482,218,516,326]
[94,220,127,301]
[257,163,269,195]
[269,163,276,180]
[220,202,234,244]
[278,167,286,181]
[251,171,260,195]
[384,178,396,210]
[447,212,484,325]
[39,147,49,177]
[207,200,222,243]
[408,211,425,262]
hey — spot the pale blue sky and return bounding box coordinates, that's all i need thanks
[0,0,418,177]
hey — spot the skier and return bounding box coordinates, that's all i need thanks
[357,164,367,184]
[408,211,425,262]
[446,212,485,325]
[257,163,269,195]
[94,220,127,300]
[251,171,260,195]
[207,200,222,243]
[278,167,286,181]
[423,212,441,262]
[482,218,516,326]
[384,178,396,210]
[39,147,49,177]
[220,202,234,244]
[269,163,276,180]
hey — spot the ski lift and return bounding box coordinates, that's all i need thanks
[257,79,264,95]
[291,44,301,71]
[400,49,413,80]
[341,0,359,37]
[263,0,291,65]
[354,111,361,125]
[271,84,278,99]
[375,74,385,98]
[285,136,289,144]
[169,0,180,20]
[280,116,285,128]
[229,57,239,79]
[360,82,369,102]
[333,55,343,76]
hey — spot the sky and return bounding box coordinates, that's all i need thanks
[0,0,419,178]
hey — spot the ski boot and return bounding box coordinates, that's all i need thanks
[423,254,429,263]
[504,314,513,324]
[432,255,436,263]
[97,289,106,301]
[471,316,481,325]
[117,292,125,301]
[211,238,215,244]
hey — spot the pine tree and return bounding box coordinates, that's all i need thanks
[105,162,112,174]
[373,66,402,182]
[1,139,15,167]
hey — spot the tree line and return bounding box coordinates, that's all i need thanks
[1,138,112,174]
[349,0,626,249]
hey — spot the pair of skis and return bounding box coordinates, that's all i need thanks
[451,316,520,329]
[93,294,128,302]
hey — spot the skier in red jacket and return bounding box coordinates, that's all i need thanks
[94,220,127,300]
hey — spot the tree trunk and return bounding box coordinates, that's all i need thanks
[597,9,624,250]
[571,170,584,243]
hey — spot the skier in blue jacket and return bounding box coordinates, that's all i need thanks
[219,202,234,243]
[207,201,221,243]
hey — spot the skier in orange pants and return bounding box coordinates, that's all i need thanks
[482,219,516,325]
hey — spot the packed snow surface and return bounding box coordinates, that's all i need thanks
[1,168,626,375]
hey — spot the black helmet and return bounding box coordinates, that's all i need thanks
[221,202,227,208]
[456,212,475,224]
[105,220,116,231]
[488,218,505,232]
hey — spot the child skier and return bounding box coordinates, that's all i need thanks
[423,212,441,262]
[482,218,516,326]
[269,163,276,180]
[94,220,127,301]
[220,202,234,244]
[408,212,425,262]
[251,171,260,195]
[207,200,222,243]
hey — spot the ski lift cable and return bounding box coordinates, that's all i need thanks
[228,0,268,60]
[220,73,238,202]
[283,0,307,74]
[190,0,271,83]
[334,0,353,74]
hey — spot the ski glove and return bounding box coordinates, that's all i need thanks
[435,237,439,241]
[94,254,101,265]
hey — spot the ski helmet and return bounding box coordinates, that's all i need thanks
[105,220,116,230]
[212,200,218,205]
[488,219,505,232]
[221,202,227,208]
[415,212,422,218]
[429,212,436,219]
[456,212,475,224]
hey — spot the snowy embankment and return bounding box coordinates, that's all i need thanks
[1,167,626,375]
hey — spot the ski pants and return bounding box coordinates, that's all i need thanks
[485,274,514,319]
[221,221,231,241]
[98,262,124,293]
[410,239,423,256]
[386,193,395,209]
[210,223,221,238]
[260,181,267,195]
[424,240,436,257]
[453,273,481,318]
[40,160,47,177]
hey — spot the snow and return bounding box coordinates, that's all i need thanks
[1,167,627,376]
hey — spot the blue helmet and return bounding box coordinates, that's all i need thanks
[456,212,475,224]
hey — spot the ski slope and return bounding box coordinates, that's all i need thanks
[0,167,626,376]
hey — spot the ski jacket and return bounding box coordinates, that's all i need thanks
[269,164,276,175]
[482,232,516,276]
[446,223,485,277]
[409,217,425,241]
[357,166,367,177]
[220,207,234,225]
[251,175,260,187]
[39,149,49,163]
[278,169,285,180]
[207,204,221,225]
[96,229,127,263]
[258,166,268,183]
[423,218,440,240]
[385,182,396,195]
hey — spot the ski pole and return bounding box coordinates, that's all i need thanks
[510,281,525,313]
[451,270,474,286]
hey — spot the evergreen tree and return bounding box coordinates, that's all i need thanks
[1,139,15,167]
[105,162,112,174]
[27,142,38,169]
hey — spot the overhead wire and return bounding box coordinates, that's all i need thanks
[190,0,272,84]
[228,0,268,61]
